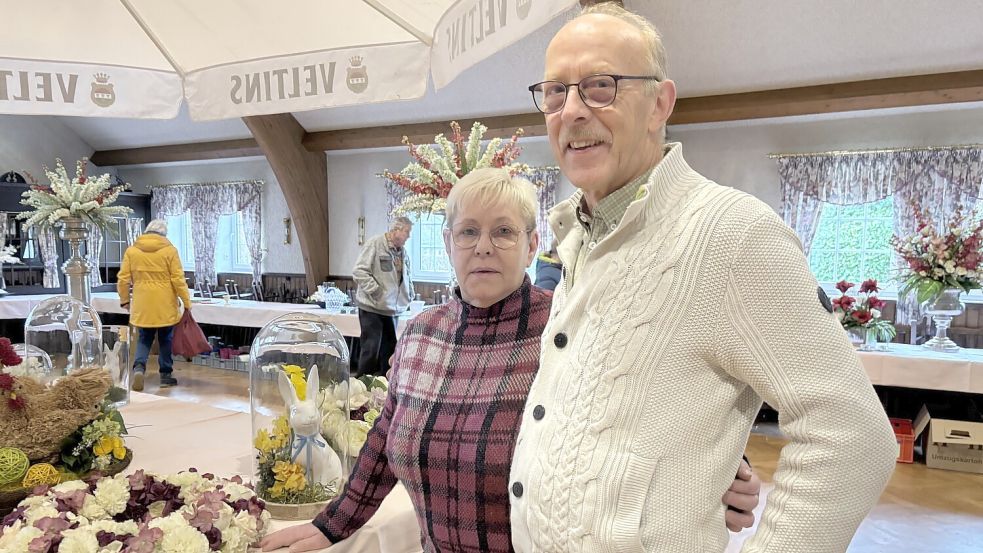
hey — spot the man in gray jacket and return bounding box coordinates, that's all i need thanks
[352,216,414,376]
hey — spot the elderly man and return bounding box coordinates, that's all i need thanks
[509,4,897,552]
[352,216,414,377]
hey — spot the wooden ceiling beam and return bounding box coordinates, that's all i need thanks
[669,69,983,125]
[93,70,983,162]
[90,138,262,167]
[301,112,547,152]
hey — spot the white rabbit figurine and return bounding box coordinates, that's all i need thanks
[278,365,343,488]
[103,342,124,386]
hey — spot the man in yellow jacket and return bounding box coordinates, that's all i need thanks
[117,219,192,390]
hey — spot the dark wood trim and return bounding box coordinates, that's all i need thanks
[301,112,546,152]
[90,139,263,167]
[669,69,983,125]
[92,70,983,162]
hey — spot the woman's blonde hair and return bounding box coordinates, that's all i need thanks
[445,168,539,230]
[145,219,168,235]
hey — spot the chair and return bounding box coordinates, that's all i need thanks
[225,280,255,301]
[907,314,930,345]
[251,281,265,302]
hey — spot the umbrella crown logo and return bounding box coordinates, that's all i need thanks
[90,73,116,108]
[347,56,368,94]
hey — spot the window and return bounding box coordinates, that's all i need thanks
[100,217,129,266]
[406,213,452,282]
[808,197,896,293]
[165,212,252,274]
[165,214,195,271]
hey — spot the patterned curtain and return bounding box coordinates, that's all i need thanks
[384,179,408,223]
[151,181,263,286]
[150,186,190,217]
[38,227,60,288]
[890,149,983,325]
[126,218,144,245]
[521,167,560,252]
[777,153,897,256]
[776,146,983,325]
[231,183,264,285]
[86,223,103,287]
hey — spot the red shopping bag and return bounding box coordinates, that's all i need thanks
[172,310,211,358]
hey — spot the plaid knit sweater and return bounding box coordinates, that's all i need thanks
[314,277,552,552]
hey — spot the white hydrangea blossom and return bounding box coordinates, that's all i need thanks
[93,474,130,516]
[17,158,132,231]
[160,524,210,553]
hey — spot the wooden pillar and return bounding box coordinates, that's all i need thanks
[242,114,329,291]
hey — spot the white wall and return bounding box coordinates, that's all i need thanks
[0,115,93,177]
[115,158,305,275]
[672,103,983,210]
[327,103,983,277]
[326,136,571,277]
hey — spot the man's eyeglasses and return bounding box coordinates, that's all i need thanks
[449,224,532,250]
[528,74,661,114]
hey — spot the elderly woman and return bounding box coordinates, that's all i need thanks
[117,218,192,390]
[261,168,758,552]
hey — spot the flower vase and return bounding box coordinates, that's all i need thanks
[921,288,964,353]
[58,216,92,306]
[858,327,878,352]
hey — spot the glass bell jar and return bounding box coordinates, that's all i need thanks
[101,324,131,408]
[249,312,352,519]
[6,343,54,382]
[23,296,103,383]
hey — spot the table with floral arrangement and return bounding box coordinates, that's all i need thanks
[118,393,421,553]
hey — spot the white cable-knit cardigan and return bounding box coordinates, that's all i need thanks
[509,144,897,553]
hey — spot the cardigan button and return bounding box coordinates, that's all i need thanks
[533,405,545,420]
[512,482,524,498]
[553,333,568,348]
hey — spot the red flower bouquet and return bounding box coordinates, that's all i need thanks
[833,279,897,346]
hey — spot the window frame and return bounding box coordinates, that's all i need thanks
[809,197,897,298]
[405,213,453,283]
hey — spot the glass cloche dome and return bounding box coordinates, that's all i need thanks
[249,312,353,519]
[24,295,102,382]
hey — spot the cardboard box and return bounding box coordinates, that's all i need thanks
[913,405,983,474]
[890,418,915,463]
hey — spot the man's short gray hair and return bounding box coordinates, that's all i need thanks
[390,216,413,232]
[579,3,669,84]
[445,168,539,230]
[145,219,168,235]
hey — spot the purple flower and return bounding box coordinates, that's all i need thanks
[1,506,27,527]
[28,533,60,553]
[96,530,132,547]
[54,490,88,513]
[34,517,71,534]
[124,526,164,553]
[203,526,223,551]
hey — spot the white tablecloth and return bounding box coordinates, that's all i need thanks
[0,292,410,337]
[858,343,983,394]
[120,392,421,553]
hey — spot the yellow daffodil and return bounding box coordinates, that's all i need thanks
[254,429,274,453]
[272,460,307,496]
[282,365,307,401]
[271,416,291,446]
[93,436,126,459]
